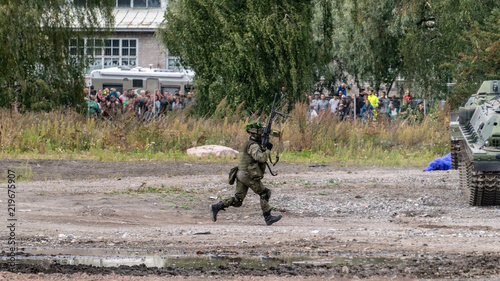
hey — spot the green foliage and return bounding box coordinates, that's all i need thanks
[321,0,401,92]
[158,0,316,115]
[0,106,449,167]
[392,0,498,101]
[312,0,499,106]
[1,161,36,182]
[0,0,113,111]
[450,8,500,106]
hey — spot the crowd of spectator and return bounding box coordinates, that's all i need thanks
[84,86,196,120]
[307,84,426,122]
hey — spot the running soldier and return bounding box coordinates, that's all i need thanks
[210,122,282,225]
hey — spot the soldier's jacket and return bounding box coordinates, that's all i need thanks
[238,138,270,173]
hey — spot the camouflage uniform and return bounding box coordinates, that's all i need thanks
[210,130,282,225]
[222,138,272,212]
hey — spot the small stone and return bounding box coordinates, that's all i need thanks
[342,265,349,274]
[193,231,211,235]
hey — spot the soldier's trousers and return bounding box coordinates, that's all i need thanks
[222,171,270,213]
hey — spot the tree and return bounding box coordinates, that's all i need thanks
[0,0,113,111]
[392,0,498,100]
[158,0,316,115]
[450,8,500,106]
[312,0,498,103]
[312,0,402,93]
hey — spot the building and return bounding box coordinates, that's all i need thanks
[74,0,178,76]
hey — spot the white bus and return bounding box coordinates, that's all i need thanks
[90,66,194,95]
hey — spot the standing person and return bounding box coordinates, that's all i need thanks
[184,91,196,107]
[210,123,282,226]
[160,92,170,114]
[367,90,379,120]
[336,83,347,97]
[86,94,99,118]
[416,101,425,122]
[400,98,410,115]
[317,94,329,114]
[311,93,320,111]
[337,103,347,120]
[386,102,399,121]
[367,90,379,109]
[391,95,400,109]
[308,104,319,120]
[109,88,119,99]
[119,90,127,101]
[360,99,374,122]
[403,90,412,102]
[345,101,356,121]
[356,89,367,116]
[329,95,340,114]
[379,91,390,114]
[172,96,183,111]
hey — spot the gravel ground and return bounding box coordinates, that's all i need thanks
[0,160,499,280]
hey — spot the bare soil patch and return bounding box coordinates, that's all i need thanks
[1,160,499,280]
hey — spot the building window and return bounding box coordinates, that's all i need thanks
[116,0,161,7]
[167,57,181,70]
[117,0,130,7]
[165,49,182,71]
[71,38,138,74]
[69,39,85,56]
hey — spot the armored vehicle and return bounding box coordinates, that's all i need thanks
[451,80,500,206]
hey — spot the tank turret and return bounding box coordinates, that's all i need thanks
[451,81,500,169]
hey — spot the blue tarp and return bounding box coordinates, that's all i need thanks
[423,153,452,171]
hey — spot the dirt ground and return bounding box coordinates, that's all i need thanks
[1,159,499,280]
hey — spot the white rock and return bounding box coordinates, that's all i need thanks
[187,145,239,158]
[342,265,349,274]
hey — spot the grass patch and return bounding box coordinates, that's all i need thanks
[112,184,195,196]
[1,161,37,182]
[0,103,450,167]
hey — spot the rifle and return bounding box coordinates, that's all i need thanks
[262,92,292,176]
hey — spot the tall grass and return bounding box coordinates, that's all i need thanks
[0,102,450,166]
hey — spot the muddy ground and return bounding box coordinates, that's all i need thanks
[0,159,499,280]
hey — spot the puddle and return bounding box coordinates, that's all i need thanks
[1,249,404,269]
[21,247,155,257]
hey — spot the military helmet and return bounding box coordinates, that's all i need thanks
[245,122,264,135]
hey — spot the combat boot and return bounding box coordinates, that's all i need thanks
[263,211,282,226]
[210,201,226,222]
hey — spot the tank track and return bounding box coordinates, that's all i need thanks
[460,142,500,206]
[450,140,461,170]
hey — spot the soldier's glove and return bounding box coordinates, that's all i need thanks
[266,142,273,150]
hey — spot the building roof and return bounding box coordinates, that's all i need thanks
[113,9,165,32]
